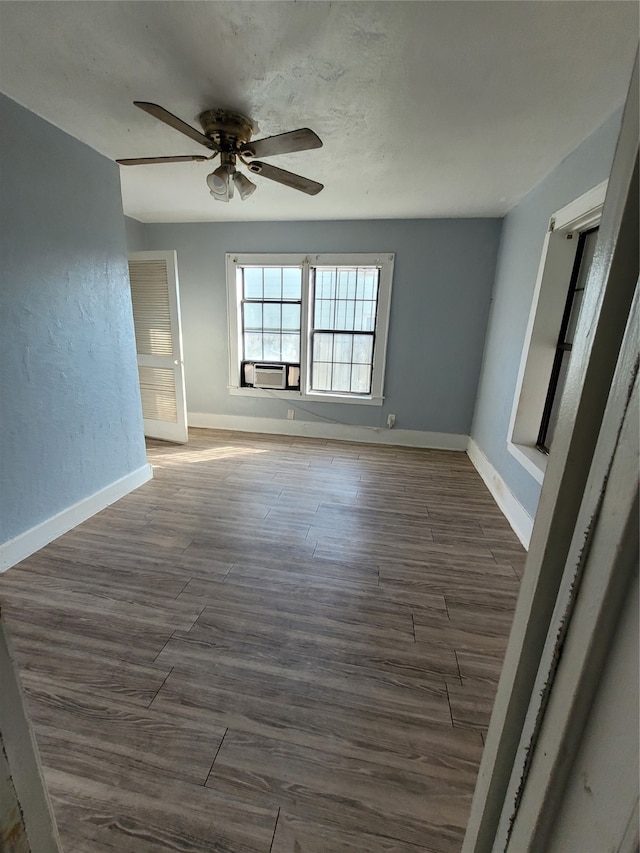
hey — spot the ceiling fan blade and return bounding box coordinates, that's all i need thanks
[116,155,210,165]
[134,102,218,151]
[248,161,323,195]
[241,128,322,159]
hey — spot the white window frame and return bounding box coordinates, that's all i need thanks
[226,252,394,405]
[507,181,607,482]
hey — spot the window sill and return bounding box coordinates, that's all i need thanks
[507,440,547,484]
[227,386,384,406]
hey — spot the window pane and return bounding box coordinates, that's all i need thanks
[263,302,281,331]
[313,267,378,334]
[575,229,599,290]
[332,362,351,392]
[263,268,282,300]
[347,269,357,299]
[243,302,262,330]
[565,288,585,345]
[262,334,281,361]
[244,332,263,360]
[334,299,356,330]
[244,268,262,299]
[337,269,350,300]
[281,303,300,331]
[333,333,353,364]
[352,335,373,364]
[362,269,378,300]
[545,352,570,449]
[539,227,599,452]
[281,333,300,361]
[344,298,356,330]
[312,361,332,391]
[282,268,302,300]
[353,300,366,331]
[335,299,348,329]
[361,301,377,331]
[351,364,372,394]
[316,269,335,300]
[314,333,333,362]
[315,299,333,329]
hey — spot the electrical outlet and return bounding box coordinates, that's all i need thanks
[287,409,295,420]
[387,413,396,428]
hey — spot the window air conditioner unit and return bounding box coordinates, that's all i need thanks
[253,364,287,389]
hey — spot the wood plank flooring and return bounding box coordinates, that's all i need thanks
[0,429,525,853]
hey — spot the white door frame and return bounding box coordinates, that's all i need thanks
[503,286,638,850]
[129,250,188,444]
[0,618,62,851]
[463,52,639,853]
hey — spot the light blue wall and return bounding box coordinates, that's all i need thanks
[470,110,623,519]
[134,218,502,435]
[0,94,147,544]
[125,216,147,252]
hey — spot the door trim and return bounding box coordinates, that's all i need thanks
[463,51,639,853]
[129,250,189,443]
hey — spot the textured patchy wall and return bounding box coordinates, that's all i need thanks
[136,218,502,435]
[470,110,622,519]
[0,94,147,544]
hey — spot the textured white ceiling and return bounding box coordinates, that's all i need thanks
[0,1,637,223]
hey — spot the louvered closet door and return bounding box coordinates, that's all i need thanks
[128,251,188,443]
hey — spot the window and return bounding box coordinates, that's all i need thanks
[508,182,606,482]
[239,265,302,390]
[311,266,379,394]
[226,253,394,403]
[536,227,599,453]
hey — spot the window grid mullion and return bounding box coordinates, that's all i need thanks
[349,335,354,392]
[334,332,338,392]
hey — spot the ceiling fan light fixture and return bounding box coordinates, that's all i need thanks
[207,163,236,202]
[206,165,229,195]
[234,171,257,200]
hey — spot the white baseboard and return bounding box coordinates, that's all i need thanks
[467,439,533,549]
[187,412,469,451]
[0,464,153,572]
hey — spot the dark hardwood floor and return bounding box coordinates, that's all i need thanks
[0,429,525,852]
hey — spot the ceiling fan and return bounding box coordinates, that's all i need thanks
[117,102,324,202]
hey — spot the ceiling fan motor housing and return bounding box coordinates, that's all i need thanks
[198,109,255,152]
